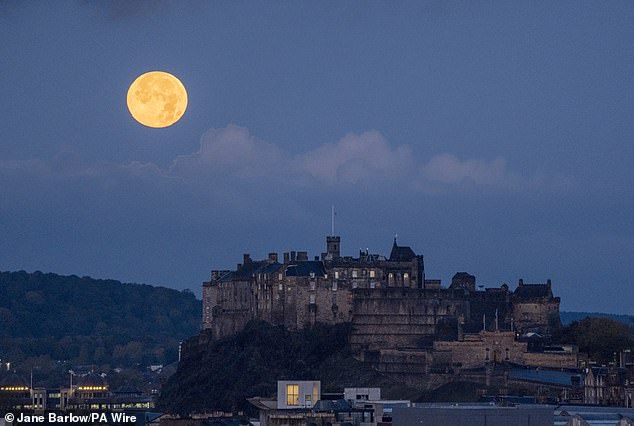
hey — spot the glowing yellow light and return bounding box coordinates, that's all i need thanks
[126,71,188,128]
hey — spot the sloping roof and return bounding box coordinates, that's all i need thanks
[0,373,29,389]
[224,261,282,281]
[513,284,552,299]
[389,239,416,262]
[247,397,278,410]
[313,399,352,412]
[285,261,327,277]
[452,272,475,281]
[509,367,581,387]
[76,372,107,388]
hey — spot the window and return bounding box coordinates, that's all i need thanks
[287,384,299,406]
[310,272,315,278]
[332,282,337,291]
[334,271,339,279]
[352,282,358,289]
[278,283,283,291]
[310,281,316,291]
[370,282,375,289]
[352,270,358,278]
[370,270,376,278]
[309,294,316,304]
[278,273,283,281]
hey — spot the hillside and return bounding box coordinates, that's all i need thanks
[158,320,418,415]
[560,311,633,326]
[0,270,201,373]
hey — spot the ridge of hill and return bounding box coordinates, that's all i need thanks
[0,270,201,371]
[560,311,633,326]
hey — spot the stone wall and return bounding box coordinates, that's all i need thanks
[512,299,561,334]
[433,332,528,368]
[432,331,578,369]
[350,288,470,354]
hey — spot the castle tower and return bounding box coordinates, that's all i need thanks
[326,236,340,259]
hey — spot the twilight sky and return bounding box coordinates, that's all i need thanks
[1,1,632,313]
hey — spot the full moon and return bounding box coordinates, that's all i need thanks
[126,71,188,128]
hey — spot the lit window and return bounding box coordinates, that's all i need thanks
[352,270,358,278]
[309,294,316,304]
[278,283,283,291]
[287,384,299,406]
[369,270,375,278]
[334,271,339,279]
[278,273,283,280]
[332,282,337,291]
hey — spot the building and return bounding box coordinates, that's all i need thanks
[249,382,389,426]
[392,403,554,426]
[276,380,320,409]
[202,236,426,338]
[201,235,567,377]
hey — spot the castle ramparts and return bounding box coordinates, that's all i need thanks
[202,235,573,374]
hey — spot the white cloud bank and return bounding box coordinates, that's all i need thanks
[0,124,573,195]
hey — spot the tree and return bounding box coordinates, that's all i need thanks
[554,317,634,364]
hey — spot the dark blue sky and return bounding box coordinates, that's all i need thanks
[1,1,632,313]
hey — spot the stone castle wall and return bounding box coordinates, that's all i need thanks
[350,288,470,353]
[201,238,568,377]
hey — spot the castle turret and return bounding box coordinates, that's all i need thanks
[326,236,340,259]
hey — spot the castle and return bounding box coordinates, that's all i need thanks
[202,235,566,370]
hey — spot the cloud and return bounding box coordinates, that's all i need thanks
[170,124,287,181]
[168,125,415,188]
[0,124,573,197]
[421,153,513,186]
[300,130,414,185]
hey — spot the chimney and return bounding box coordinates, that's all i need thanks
[297,251,308,261]
[518,279,524,286]
[291,251,296,262]
[237,263,242,270]
[211,270,219,280]
[546,279,552,287]
[268,252,278,263]
[243,253,252,264]
[283,252,290,264]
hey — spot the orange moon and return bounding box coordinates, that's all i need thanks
[126,71,188,128]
